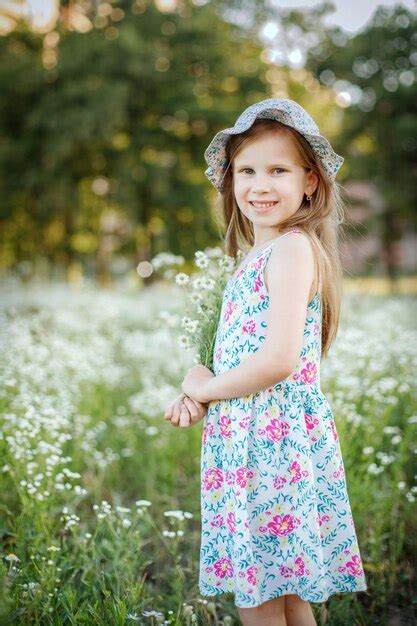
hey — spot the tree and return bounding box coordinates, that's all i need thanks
[0,0,271,282]
[306,4,417,279]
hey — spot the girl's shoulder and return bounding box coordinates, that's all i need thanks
[270,228,316,258]
[266,229,317,291]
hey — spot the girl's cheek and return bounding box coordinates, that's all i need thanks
[233,181,244,196]
[235,186,250,203]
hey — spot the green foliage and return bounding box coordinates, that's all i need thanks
[0,2,415,282]
[0,0,269,277]
[306,5,417,277]
[0,279,416,623]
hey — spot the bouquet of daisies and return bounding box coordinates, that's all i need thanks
[151,246,243,371]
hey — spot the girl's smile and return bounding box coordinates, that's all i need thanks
[250,201,279,214]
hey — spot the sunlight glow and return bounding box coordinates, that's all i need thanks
[261,21,279,41]
[27,0,59,32]
[154,0,178,12]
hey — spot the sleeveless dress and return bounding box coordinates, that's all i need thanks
[199,229,368,607]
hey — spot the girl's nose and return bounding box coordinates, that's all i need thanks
[251,179,271,192]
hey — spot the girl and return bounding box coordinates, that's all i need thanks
[164,99,368,625]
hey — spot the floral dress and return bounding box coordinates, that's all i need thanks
[199,229,368,607]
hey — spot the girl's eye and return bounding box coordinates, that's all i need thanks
[239,168,285,174]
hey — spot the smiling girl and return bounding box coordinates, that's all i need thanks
[164,99,368,625]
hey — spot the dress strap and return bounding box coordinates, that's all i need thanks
[270,228,303,249]
[278,228,302,239]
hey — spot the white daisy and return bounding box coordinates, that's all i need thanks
[175,272,190,286]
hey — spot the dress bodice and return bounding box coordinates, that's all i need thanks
[212,233,322,389]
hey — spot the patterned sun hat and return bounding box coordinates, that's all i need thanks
[204,98,344,193]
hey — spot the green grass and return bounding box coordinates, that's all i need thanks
[0,278,416,625]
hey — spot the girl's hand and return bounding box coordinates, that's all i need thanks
[164,392,208,428]
[181,364,215,404]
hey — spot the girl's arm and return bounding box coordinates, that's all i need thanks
[201,233,315,402]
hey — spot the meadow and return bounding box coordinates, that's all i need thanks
[1,276,416,626]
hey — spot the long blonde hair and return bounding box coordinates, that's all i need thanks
[213,118,346,358]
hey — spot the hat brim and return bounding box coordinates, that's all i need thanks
[204,106,344,192]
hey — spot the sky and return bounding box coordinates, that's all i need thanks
[270,0,416,33]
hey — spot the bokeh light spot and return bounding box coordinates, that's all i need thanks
[137,261,153,278]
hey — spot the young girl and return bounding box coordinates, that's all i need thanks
[164,99,368,625]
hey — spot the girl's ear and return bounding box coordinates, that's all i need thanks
[305,170,319,196]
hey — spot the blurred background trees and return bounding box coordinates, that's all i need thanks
[0,0,416,285]
[305,4,417,280]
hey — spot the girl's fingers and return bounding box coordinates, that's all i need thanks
[164,403,174,419]
[171,399,182,426]
[192,399,206,410]
[164,394,182,420]
[187,397,209,422]
[183,396,199,423]
[165,393,198,428]
[184,396,206,424]
[179,402,191,428]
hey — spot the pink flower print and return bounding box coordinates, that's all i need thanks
[215,346,222,361]
[346,555,363,577]
[289,461,302,483]
[273,475,287,490]
[300,361,317,384]
[236,466,254,488]
[317,513,331,527]
[219,415,232,439]
[330,419,338,440]
[304,412,318,431]
[203,467,223,491]
[223,299,236,323]
[332,463,345,479]
[292,371,300,382]
[313,322,320,336]
[214,556,234,579]
[259,514,300,536]
[202,422,214,446]
[253,274,262,293]
[226,511,236,534]
[279,565,293,578]
[239,415,251,431]
[210,514,224,528]
[265,418,290,443]
[294,556,306,577]
[247,565,258,585]
[225,469,235,486]
[242,319,256,334]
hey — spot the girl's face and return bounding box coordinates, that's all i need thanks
[232,132,318,242]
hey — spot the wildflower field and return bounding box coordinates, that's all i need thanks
[1,276,416,626]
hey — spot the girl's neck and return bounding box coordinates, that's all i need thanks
[250,231,285,250]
